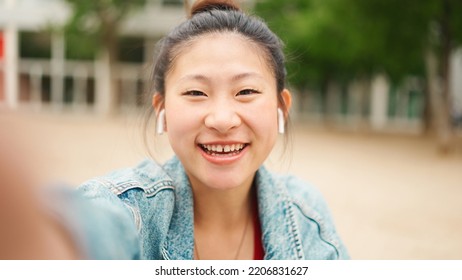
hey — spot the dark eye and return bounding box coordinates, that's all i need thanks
[184,90,207,97]
[237,89,260,96]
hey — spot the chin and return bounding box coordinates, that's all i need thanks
[201,174,253,191]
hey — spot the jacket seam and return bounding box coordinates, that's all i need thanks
[161,247,171,260]
[125,203,142,233]
[291,200,341,259]
[285,200,305,259]
[95,177,174,197]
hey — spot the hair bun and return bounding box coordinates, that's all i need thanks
[188,0,241,18]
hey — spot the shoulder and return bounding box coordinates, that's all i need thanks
[76,158,177,232]
[269,172,349,259]
[78,158,175,199]
[276,174,330,216]
[59,159,174,260]
[71,158,179,259]
[257,167,329,221]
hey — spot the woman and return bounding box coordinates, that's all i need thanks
[65,0,348,260]
[2,0,348,260]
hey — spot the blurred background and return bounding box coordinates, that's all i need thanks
[0,0,461,259]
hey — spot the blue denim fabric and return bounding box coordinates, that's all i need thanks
[71,157,349,260]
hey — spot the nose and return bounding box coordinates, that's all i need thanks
[204,100,241,133]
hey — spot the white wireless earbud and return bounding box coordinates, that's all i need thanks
[277,108,285,134]
[156,109,166,135]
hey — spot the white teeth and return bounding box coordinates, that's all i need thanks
[201,143,246,154]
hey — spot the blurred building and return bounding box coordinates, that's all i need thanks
[0,0,461,134]
[0,0,262,115]
[0,0,188,113]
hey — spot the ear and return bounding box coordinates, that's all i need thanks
[280,89,292,117]
[152,93,167,133]
[152,93,164,114]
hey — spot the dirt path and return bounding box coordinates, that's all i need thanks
[2,110,461,259]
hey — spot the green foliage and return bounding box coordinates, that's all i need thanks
[63,0,146,58]
[253,0,462,91]
[65,31,98,60]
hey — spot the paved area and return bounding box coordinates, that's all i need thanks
[2,110,462,259]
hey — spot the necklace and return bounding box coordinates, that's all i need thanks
[194,213,251,260]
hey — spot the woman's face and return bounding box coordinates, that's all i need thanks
[161,33,286,191]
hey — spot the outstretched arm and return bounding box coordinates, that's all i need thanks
[0,117,78,259]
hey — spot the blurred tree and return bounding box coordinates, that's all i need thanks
[254,0,366,91]
[64,0,146,115]
[254,0,462,152]
[354,0,462,152]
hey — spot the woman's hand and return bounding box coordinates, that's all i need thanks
[0,114,78,259]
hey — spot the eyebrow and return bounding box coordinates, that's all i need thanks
[231,72,264,82]
[179,72,264,83]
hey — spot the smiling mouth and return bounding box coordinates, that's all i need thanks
[199,143,248,156]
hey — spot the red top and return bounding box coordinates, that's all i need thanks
[253,205,264,260]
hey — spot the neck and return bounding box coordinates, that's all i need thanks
[191,178,257,260]
[192,179,255,229]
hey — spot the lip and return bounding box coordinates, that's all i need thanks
[197,142,249,165]
[199,141,247,145]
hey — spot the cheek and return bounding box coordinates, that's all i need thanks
[243,99,279,140]
[247,112,277,135]
[164,100,202,150]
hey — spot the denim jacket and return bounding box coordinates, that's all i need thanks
[66,157,349,260]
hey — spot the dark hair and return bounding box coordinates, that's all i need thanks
[144,0,290,152]
[152,0,286,97]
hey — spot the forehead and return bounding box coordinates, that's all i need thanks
[166,32,275,83]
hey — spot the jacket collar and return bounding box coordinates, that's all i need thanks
[255,166,304,260]
[159,157,302,260]
[161,157,195,260]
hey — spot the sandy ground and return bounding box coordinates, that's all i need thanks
[1,109,462,259]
